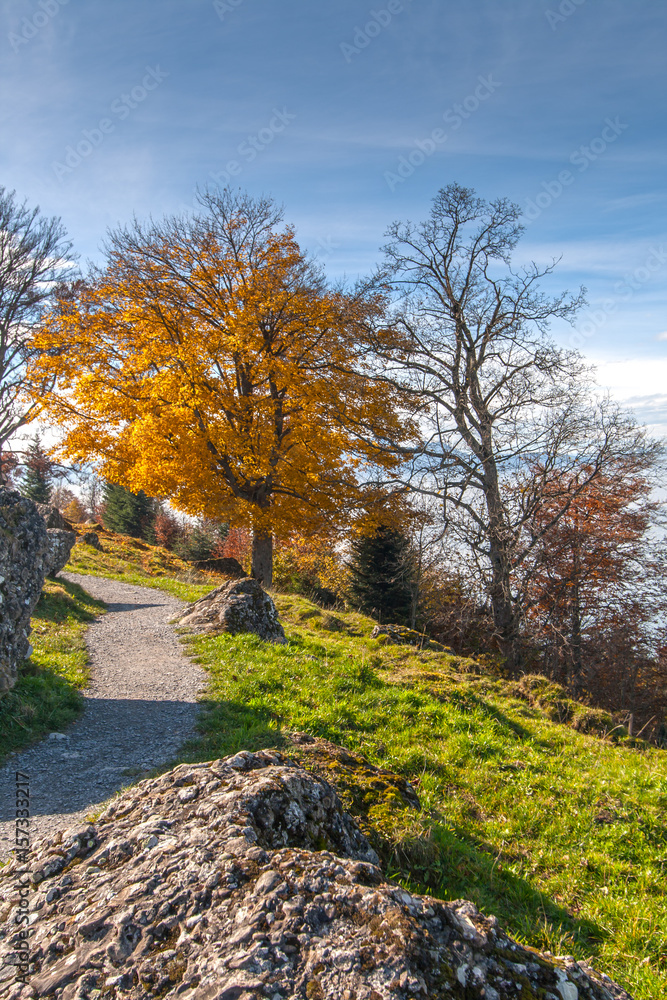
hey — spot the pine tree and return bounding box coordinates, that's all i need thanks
[348,525,415,625]
[20,435,53,504]
[101,482,155,539]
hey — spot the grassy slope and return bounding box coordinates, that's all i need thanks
[64,526,218,603]
[181,597,665,1000]
[0,579,105,760]
[25,533,667,998]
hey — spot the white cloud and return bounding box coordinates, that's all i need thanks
[589,355,667,438]
[655,331,667,341]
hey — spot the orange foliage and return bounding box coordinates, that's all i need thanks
[524,455,667,726]
[220,527,251,569]
[28,197,411,573]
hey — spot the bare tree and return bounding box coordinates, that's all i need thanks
[371,184,634,670]
[0,187,75,479]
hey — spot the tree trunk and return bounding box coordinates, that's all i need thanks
[570,577,583,692]
[251,530,273,587]
[488,553,521,673]
[484,458,522,673]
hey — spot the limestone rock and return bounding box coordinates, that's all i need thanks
[80,531,103,551]
[370,623,453,653]
[193,556,248,578]
[177,578,286,643]
[0,489,49,692]
[35,503,68,530]
[44,528,77,576]
[0,750,633,999]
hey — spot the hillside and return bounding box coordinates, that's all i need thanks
[6,530,667,998]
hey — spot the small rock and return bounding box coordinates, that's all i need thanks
[193,556,248,578]
[80,531,103,551]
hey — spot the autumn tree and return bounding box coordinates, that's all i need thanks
[0,450,18,487]
[30,189,410,585]
[369,183,629,670]
[522,433,667,712]
[0,187,75,475]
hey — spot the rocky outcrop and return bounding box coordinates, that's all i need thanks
[193,556,247,578]
[32,503,77,575]
[0,489,49,693]
[177,578,286,643]
[35,504,69,530]
[44,528,77,576]
[0,750,633,1000]
[370,623,453,653]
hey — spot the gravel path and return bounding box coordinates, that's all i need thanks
[0,573,205,860]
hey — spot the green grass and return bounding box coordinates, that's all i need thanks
[0,579,105,761]
[178,594,666,1000]
[65,528,220,603]
[33,534,665,997]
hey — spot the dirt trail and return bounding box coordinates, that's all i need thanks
[0,573,204,859]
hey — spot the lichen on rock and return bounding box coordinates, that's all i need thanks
[44,528,77,577]
[34,504,69,531]
[177,577,286,643]
[0,488,49,693]
[0,749,633,999]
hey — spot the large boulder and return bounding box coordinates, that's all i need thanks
[177,577,286,643]
[0,489,49,692]
[0,750,633,999]
[44,528,77,576]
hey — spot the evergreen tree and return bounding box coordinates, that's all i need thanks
[348,525,415,624]
[101,482,155,538]
[173,519,229,562]
[20,435,53,504]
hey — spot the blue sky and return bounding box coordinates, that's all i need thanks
[2,0,666,431]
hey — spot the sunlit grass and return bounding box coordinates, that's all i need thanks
[180,593,666,1000]
[0,579,105,761]
[66,529,218,603]
[51,533,667,998]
